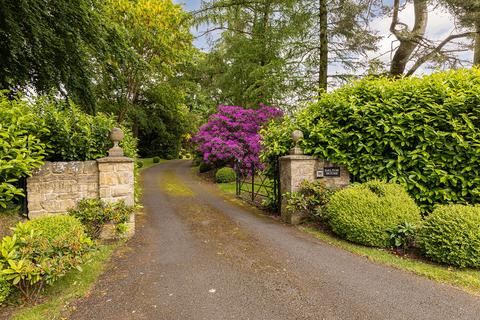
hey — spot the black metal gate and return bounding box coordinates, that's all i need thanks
[235,160,280,214]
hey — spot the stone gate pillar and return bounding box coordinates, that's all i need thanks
[279,130,350,225]
[279,130,317,224]
[97,128,135,206]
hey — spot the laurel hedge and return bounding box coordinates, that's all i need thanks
[261,68,480,210]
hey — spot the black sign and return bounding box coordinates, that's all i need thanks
[323,167,341,177]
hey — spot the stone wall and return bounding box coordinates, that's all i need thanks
[27,161,99,218]
[27,157,134,218]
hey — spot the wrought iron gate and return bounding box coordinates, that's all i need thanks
[235,160,280,214]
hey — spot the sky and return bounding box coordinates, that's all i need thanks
[174,1,473,75]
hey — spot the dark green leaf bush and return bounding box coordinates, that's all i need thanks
[0,215,93,303]
[0,94,48,208]
[419,205,480,268]
[262,68,480,210]
[153,157,161,163]
[215,167,236,183]
[285,180,334,221]
[33,97,138,161]
[327,181,421,247]
[68,199,134,239]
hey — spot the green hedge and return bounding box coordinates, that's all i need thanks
[33,97,137,161]
[327,181,422,247]
[0,95,48,208]
[419,204,480,267]
[0,93,138,208]
[262,68,480,210]
[215,167,236,183]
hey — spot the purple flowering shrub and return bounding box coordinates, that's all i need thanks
[193,105,283,169]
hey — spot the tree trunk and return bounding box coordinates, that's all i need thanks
[319,0,328,91]
[389,0,428,76]
[474,21,480,66]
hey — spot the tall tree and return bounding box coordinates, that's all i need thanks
[388,0,477,76]
[96,0,197,157]
[441,0,480,65]
[195,0,309,109]
[0,0,109,112]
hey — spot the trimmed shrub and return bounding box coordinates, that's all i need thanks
[419,205,480,267]
[327,181,421,247]
[0,277,11,304]
[199,161,213,173]
[215,167,236,183]
[68,199,134,239]
[0,215,93,302]
[153,156,161,163]
[262,68,480,210]
[136,160,144,168]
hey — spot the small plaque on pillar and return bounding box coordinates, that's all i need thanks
[324,167,341,177]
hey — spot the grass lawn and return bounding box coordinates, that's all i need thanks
[138,158,167,171]
[217,181,236,195]
[213,179,480,296]
[9,243,119,320]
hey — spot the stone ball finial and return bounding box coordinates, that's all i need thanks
[292,130,304,146]
[290,129,304,155]
[108,127,124,157]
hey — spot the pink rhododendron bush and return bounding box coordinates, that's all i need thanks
[193,105,283,169]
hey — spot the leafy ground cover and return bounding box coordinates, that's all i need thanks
[4,244,119,320]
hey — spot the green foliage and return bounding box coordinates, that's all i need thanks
[97,0,195,159]
[68,199,134,239]
[0,276,11,304]
[263,68,480,210]
[0,215,93,303]
[136,160,144,169]
[215,167,236,183]
[33,97,137,161]
[0,0,112,112]
[0,94,48,208]
[419,204,480,268]
[153,157,161,164]
[387,221,417,250]
[327,181,421,247]
[285,180,334,221]
[199,162,213,173]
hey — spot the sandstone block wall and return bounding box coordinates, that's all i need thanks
[27,157,134,218]
[97,157,135,206]
[27,161,99,218]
